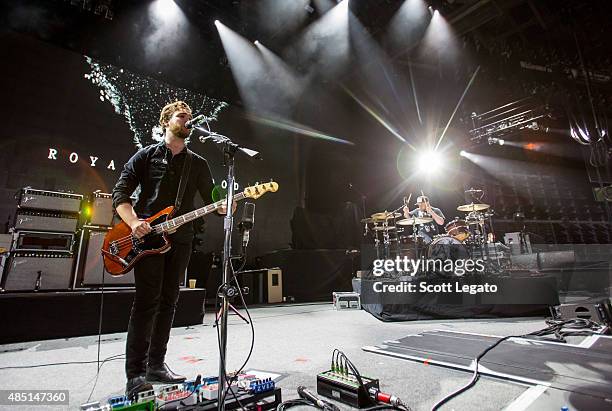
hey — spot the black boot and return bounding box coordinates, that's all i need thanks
[146,363,186,384]
[126,376,153,400]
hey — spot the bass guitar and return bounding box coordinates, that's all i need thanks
[102,181,278,275]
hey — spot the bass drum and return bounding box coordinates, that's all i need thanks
[445,218,470,242]
[426,235,470,277]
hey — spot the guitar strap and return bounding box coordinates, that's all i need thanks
[174,149,193,212]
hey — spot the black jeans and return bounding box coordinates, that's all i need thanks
[125,240,192,379]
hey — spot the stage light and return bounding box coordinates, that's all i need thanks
[254,40,260,45]
[214,19,220,26]
[387,0,430,58]
[488,137,505,146]
[144,0,189,64]
[419,6,458,62]
[296,0,350,79]
[459,150,467,157]
[416,150,442,171]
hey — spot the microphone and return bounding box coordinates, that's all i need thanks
[239,202,255,250]
[185,114,207,129]
[297,386,339,411]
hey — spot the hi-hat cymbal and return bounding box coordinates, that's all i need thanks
[397,217,433,226]
[371,211,402,220]
[457,203,490,212]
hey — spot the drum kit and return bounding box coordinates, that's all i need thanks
[363,188,501,275]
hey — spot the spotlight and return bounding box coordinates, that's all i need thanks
[214,19,220,26]
[487,137,505,146]
[254,40,260,45]
[459,150,467,157]
[416,150,442,172]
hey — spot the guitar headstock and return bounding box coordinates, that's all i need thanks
[244,181,279,199]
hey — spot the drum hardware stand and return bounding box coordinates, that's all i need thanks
[513,211,530,254]
[388,205,404,258]
[198,131,260,411]
[348,183,368,228]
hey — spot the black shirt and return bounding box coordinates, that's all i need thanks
[408,206,445,242]
[112,141,215,242]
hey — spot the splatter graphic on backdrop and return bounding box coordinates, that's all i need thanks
[84,56,228,148]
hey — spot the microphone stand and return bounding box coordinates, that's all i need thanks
[197,129,260,411]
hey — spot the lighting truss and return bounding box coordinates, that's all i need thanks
[66,0,114,20]
[468,96,551,143]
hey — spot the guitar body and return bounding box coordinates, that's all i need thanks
[102,206,175,276]
[101,181,280,276]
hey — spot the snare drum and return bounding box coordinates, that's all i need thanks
[445,218,470,242]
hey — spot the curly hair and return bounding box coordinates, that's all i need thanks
[159,100,192,129]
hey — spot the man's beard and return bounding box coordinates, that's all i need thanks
[168,123,190,139]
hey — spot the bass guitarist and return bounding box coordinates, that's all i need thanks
[112,101,230,399]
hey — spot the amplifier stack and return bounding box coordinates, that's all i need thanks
[1,188,83,292]
[2,189,138,291]
[73,192,135,288]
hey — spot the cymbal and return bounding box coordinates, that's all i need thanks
[371,211,402,221]
[465,188,483,194]
[360,218,374,223]
[397,217,433,226]
[457,203,490,212]
[372,225,397,231]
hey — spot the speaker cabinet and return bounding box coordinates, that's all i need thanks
[236,268,283,304]
[89,192,114,226]
[74,225,135,288]
[266,268,283,303]
[2,252,74,291]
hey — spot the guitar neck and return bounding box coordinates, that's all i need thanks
[153,192,246,234]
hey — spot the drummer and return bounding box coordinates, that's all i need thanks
[402,195,445,244]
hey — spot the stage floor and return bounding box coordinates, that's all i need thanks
[0,304,603,410]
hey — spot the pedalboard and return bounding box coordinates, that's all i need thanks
[81,372,281,411]
[317,369,379,408]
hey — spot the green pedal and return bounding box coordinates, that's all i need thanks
[114,400,155,411]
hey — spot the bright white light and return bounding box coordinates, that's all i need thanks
[459,150,467,157]
[296,0,350,79]
[214,19,220,26]
[155,0,180,15]
[144,0,189,63]
[387,0,429,52]
[254,40,260,45]
[417,150,442,171]
[499,139,505,146]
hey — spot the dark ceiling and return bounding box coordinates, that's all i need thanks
[2,0,611,106]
